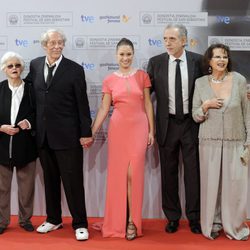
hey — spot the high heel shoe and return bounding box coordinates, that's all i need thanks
[211,232,220,239]
[126,221,137,240]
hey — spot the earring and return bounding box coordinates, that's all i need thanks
[208,66,212,74]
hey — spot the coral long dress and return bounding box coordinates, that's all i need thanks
[101,69,151,237]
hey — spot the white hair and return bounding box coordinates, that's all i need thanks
[0,51,25,71]
[40,28,67,46]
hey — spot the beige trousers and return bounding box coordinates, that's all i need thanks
[199,140,249,240]
[0,161,36,228]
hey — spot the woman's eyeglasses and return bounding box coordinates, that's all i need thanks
[212,56,229,60]
[6,64,22,69]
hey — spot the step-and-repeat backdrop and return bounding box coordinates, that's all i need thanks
[0,0,250,218]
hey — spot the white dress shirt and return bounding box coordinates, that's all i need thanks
[168,51,189,115]
[8,81,25,158]
[44,55,63,80]
[9,81,24,126]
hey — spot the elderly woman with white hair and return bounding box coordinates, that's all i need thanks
[0,51,37,234]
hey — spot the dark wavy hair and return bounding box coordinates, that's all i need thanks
[202,43,232,75]
[116,38,134,53]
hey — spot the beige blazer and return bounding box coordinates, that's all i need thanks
[192,71,250,146]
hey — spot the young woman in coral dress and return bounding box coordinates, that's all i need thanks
[92,38,154,240]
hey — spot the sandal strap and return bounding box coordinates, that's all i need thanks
[127,222,136,230]
[126,221,137,240]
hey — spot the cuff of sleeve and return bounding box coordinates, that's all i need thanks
[194,107,208,122]
[24,119,32,130]
[240,146,249,166]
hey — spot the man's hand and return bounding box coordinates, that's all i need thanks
[80,137,94,148]
[17,119,30,130]
[0,124,19,135]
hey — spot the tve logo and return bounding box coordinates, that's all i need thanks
[15,39,28,47]
[82,62,95,71]
[81,15,95,23]
[148,38,162,47]
[216,16,230,24]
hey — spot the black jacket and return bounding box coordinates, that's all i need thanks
[147,51,203,146]
[0,80,37,167]
[25,56,92,149]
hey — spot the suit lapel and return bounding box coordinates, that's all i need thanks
[2,82,12,124]
[161,53,169,100]
[36,58,46,90]
[186,51,195,97]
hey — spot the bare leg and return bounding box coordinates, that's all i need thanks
[127,165,132,222]
[126,165,137,240]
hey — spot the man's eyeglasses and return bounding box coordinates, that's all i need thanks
[47,40,64,47]
[6,64,22,69]
[212,56,229,60]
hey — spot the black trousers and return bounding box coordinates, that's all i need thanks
[39,139,88,229]
[159,116,200,221]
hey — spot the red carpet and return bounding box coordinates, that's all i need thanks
[0,216,249,250]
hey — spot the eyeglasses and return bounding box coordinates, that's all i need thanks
[6,64,22,69]
[47,40,64,47]
[212,56,229,60]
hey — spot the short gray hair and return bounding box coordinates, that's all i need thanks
[0,51,25,71]
[164,24,188,39]
[40,28,67,46]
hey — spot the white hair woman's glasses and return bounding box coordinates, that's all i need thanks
[6,63,22,69]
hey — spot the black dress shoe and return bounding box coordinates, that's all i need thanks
[165,220,179,233]
[0,227,5,234]
[20,223,34,232]
[189,220,201,234]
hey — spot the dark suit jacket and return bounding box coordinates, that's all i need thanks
[147,51,203,146]
[25,56,92,150]
[0,80,37,167]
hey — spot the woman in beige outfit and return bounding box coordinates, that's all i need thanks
[192,43,250,240]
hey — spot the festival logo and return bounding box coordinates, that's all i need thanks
[7,14,19,26]
[141,13,153,25]
[72,36,87,50]
[7,12,72,27]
